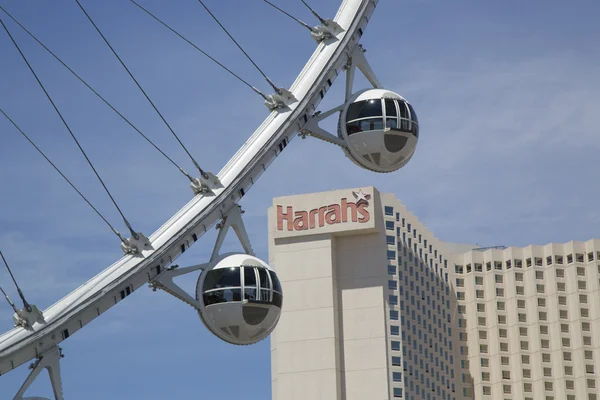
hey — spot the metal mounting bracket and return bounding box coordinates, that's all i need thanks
[311,19,343,43]
[13,303,45,331]
[121,231,152,255]
[149,205,254,309]
[264,88,298,111]
[190,171,223,196]
[13,346,64,400]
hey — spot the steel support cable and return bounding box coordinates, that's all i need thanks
[0,17,139,240]
[0,5,196,183]
[0,250,31,312]
[129,0,269,101]
[195,0,282,95]
[0,284,19,315]
[0,108,127,244]
[263,0,317,34]
[73,0,208,180]
[300,0,328,26]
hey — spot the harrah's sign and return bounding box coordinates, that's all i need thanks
[277,190,371,232]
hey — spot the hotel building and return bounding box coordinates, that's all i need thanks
[267,187,599,400]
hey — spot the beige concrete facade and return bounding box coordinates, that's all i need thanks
[453,242,600,400]
[268,187,600,400]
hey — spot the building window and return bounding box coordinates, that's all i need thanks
[385,220,395,230]
[391,326,400,336]
[388,265,396,275]
[516,286,525,295]
[393,387,403,398]
[385,206,394,216]
[390,310,399,320]
[538,297,546,307]
[393,372,402,382]
[515,272,524,281]
[387,250,396,260]
[536,270,544,279]
[387,235,396,245]
[535,257,543,266]
[391,341,401,351]
[389,295,398,305]
[392,356,401,366]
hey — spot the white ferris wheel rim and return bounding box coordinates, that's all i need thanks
[0,0,379,378]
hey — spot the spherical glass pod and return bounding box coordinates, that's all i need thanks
[338,88,419,173]
[195,254,282,345]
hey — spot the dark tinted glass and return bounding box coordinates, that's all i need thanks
[203,288,242,306]
[203,267,241,291]
[272,292,283,307]
[385,99,397,116]
[346,99,383,121]
[407,103,418,125]
[346,120,361,135]
[386,118,398,129]
[244,287,258,301]
[258,268,270,290]
[401,119,409,131]
[260,289,271,302]
[346,118,384,135]
[269,271,282,293]
[244,267,256,287]
[411,123,419,138]
[398,101,409,119]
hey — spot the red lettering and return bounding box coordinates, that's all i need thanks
[325,204,341,224]
[277,206,293,231]
[318,206,327,227]
[357,203,370,223]
[309,208,319,229]
[276,193,371,231]
[341,198,357,223]
[293,211,309,231]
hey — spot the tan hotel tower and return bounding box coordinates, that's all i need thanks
[268,187,600,400]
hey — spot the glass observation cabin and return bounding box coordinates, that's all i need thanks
[345,97,419,139]
[202,265,283,308]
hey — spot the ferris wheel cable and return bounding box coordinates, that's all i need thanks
[263,0,316,33]
[0,107,129,244]
[0,250,32,312]
[300,0,328,26]
[0,285,20,315]
[0,16,141,241]
[129,0,269,101]
[73,0,209,181]
[195,0,281,95]
[0,5,197,184]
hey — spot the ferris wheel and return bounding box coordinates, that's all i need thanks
[0,0,419,398]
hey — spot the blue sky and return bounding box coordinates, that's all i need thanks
[0,0,599,398]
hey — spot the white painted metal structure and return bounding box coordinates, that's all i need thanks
[0,0,384,397]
